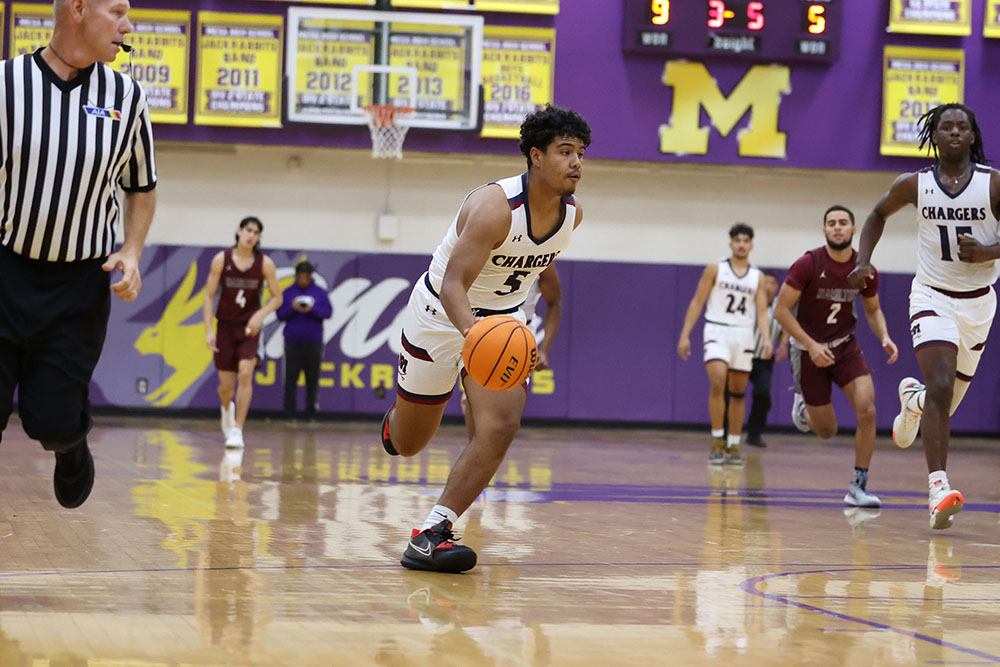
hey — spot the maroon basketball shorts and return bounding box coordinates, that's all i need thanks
[793,337,871,406]
[214,320,259,372]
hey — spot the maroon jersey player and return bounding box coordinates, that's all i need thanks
[202,217,282,448]
[774,205,898,512]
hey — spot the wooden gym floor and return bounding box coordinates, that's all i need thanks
[0,415,997,666]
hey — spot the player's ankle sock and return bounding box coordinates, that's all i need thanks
[726,434,741,449]
[929,470,948,489]
[421,505,458,532]
[853,466,869,489]
[711,429,724,439]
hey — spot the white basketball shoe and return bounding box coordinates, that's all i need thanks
[791,393,810,433]
[224,427,245,449]
[892,377,924,449]
[221,401,235,436]
[929,478,963,530]
[844,482,881,508]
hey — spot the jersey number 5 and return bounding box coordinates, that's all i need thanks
[938,225,973,262]
[495,270,530,296]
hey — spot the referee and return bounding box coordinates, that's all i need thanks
[744,270,789,448]
[0,0,156,507]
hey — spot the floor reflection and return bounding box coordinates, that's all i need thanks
[0,419,994,664]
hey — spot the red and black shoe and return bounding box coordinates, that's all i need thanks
[400,519,477,573]
[381,405,398,456]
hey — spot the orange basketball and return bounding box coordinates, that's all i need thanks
[461,315,537,391]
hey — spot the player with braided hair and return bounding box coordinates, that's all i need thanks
[849,103,1000,530]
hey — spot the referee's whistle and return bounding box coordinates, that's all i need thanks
[115,42,133,53]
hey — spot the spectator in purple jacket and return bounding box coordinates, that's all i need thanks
[277,261,332,420]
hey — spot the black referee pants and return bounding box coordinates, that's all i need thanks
[283,342,324,416]
[0,246,110,452]
[745,357,775,439]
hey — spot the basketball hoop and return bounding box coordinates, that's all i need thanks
[363,104,415,160]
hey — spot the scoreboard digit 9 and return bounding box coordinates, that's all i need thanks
[623,0,840,64]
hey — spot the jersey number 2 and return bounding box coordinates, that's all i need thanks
[827,303,841,324]
[938,225,973,261]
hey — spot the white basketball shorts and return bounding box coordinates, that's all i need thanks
[395,273,527,403]
[908,279,996,381]
[702,322,755,373]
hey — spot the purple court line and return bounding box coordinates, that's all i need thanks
[740,565,1000,663]
[0,560,953,579]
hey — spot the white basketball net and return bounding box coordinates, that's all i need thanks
[363,104,415,160]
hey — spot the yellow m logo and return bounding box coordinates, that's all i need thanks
[659,61,790,158]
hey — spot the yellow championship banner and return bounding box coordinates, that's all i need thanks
[393,0,559,13]
[288,16,375,122]
[195,12,283,128]
[480,26,555,139]
[252,0,373,4]
[388,23,469,118]
[888,0,971,35]
[111,10,191,125]
[475,0,559,14]
[986,0,1000,37]
[9,3,52,58]
[881,46,964,157]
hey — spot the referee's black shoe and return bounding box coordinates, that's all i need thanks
[54,440,94,509]
[400,520,477,573]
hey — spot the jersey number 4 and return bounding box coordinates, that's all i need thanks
[725,294,747,315]
[235,288,247,308]
[938,225,973,262]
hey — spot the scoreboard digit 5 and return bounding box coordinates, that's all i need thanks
[623,0,840,64]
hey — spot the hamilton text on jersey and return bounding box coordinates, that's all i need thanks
[224,277,260,290]
[816,288,860,303]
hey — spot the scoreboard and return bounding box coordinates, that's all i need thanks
[622,0,841,64]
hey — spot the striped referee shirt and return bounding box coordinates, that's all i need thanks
[0,49,156,262]
[753,300,783,359]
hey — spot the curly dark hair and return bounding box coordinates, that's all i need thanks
[917,103,989,164]
[729,222,754,240]
[519,104,591,169]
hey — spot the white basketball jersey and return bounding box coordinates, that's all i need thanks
[916,165,1000,291]
[704,259,760,328]
[426,173,575,311]
[522,280,543,323]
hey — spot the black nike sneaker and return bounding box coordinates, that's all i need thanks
[400,520,477,573]
[54,439,95,509]
[381,406,398,456]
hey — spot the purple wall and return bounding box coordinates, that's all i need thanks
[138,0,1000,171]
[97,245,1000,432]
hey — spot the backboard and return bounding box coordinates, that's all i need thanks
[286,7,483,130]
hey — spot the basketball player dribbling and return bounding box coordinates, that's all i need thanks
[677,223,773,466]
[849,104,1000,530]
[774,205,898,510]
[380,105,590,573]
[460,263,562,441]
[202,217,282,449]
